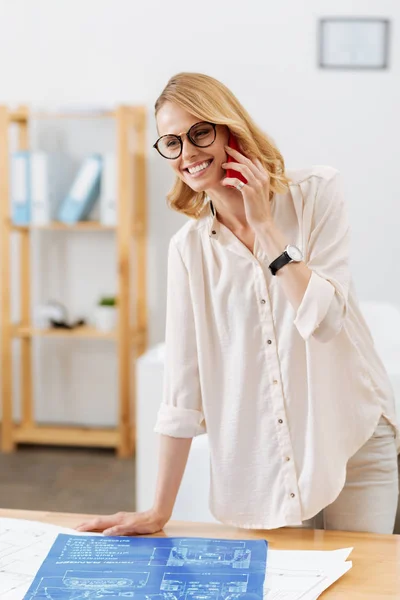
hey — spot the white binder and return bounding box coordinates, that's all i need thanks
[100,153,117,226]
[30,152,72,225]
[10,151,31,225]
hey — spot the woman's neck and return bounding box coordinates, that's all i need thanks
[208,187,249,232]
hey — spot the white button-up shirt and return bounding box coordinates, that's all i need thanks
[154,165,398,529]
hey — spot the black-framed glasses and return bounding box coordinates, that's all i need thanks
[153,121,217,159]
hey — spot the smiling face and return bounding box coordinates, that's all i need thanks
[155,101,230,194]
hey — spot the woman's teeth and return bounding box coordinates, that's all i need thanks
[187,160,212,174]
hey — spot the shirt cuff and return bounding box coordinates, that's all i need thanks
[154,404,206,438]
[293,271,335,341]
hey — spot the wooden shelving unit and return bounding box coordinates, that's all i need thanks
[10,220,116,232]
[11,324,118,340]
[0,105,148,457]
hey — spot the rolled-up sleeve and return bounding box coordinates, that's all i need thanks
[294,171,350,343]
[154,237,206,437]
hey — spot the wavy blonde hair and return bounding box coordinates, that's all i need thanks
[154,72,290,219]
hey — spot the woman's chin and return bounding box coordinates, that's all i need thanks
[183,174,222,194]
[186,179,211,193]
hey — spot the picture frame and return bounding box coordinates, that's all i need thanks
[318,17,390,70]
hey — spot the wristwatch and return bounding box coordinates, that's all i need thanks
[268,245,303,276]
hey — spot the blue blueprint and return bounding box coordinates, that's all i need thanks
[24,535,268,600]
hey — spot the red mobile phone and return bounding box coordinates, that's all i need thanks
[226,132,248,187]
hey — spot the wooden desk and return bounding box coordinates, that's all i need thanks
[1,509,399,599]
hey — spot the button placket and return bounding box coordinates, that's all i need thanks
[256,269,302,522]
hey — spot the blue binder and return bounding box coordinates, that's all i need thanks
[10,151,31,225]
[57,154,102,224]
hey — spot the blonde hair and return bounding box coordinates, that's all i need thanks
[154,72,290,219]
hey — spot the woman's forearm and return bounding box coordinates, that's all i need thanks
[255,220,312,311]
[153,434,193,521]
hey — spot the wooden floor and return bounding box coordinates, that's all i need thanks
[0,444,135,515]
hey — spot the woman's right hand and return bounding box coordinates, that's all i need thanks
[75,508,169,536]
[77,435,192,537]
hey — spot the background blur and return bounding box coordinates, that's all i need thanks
[0,1,399,522]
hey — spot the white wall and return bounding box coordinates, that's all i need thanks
[0,0,399,424]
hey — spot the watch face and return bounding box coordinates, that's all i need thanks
[286,245,303,261]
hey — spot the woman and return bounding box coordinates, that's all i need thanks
[78,72,399,536]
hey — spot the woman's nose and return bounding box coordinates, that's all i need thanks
[181,136,198,161]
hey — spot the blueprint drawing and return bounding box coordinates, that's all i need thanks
[24,535,268,600]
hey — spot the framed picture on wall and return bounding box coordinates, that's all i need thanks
[318,17,390,70]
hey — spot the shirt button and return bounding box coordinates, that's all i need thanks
[273,379,278,385]
[267,339,272,345]
[212,230,216,235]
[290,493,296,498]
[260,299,266,304]
[285,456,291,462]
[278,419,283,424]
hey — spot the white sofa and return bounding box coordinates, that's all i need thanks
[358,301,400,424]
[136,301,400,530]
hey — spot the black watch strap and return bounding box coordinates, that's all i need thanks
[269,251,291,276]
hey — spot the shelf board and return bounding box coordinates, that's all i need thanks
[13,424,120,448]
[9,109,28,123]
[10,220,116,232]
[9,110,116,122]
[32,110,117,120]
[12,325,117,340]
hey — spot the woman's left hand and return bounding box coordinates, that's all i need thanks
[222,145,273,231]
